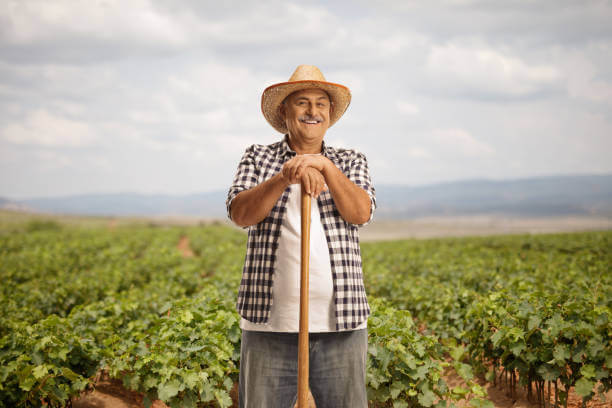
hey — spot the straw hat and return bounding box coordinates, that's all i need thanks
[261,65,352,134]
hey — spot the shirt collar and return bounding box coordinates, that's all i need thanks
[280,134,333,159]
[279,134,295,159]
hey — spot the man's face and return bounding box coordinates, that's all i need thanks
[281,88,332,147]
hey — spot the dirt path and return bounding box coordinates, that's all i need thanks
[177,235,195,257]
[72,375,169,408]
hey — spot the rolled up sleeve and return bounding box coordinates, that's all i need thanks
[347,151,376,227]
[226,145,260,222]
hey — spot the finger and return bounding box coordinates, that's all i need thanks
[310,172,319,197]
[316,177,325,198]
[289,162,298,178]
[303,172,311,195]
[294,163,305,181]
[311,174,321,198]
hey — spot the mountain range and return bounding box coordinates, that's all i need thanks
[2,174,611,219]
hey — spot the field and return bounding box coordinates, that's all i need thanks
[0,211,610,408]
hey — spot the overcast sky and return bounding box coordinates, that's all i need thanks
[1,0,611,199]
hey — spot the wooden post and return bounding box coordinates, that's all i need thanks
[297,185,311,408]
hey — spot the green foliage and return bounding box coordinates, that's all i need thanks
[367,298,449,406]
[362,231,612,406]
[1,220,610,407]
[25,219,62,232]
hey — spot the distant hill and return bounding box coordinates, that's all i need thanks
[2,174,611,219]
[7,191,228,218]
[375,174,612,219]
[0,197,34,212]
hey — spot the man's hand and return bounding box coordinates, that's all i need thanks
[281,155,327,181]
[299,167,328,198]
[281,155,329,198]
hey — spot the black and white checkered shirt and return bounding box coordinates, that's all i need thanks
[226,136,376,331]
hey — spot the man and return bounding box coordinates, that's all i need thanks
[226,65,376,408]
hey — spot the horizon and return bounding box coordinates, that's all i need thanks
[3,172,611,201]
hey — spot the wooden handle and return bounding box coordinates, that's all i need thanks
[298,186,311,407]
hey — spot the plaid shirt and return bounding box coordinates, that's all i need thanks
[226,136,376,330]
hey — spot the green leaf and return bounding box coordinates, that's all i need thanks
[158,379,181,401]
[547,314,564,337]
[31,351,43,365]
[470,397,495,408]
[605,353,612,369]
[449,344,465,361]
[390,381,404,399]
[452,386,469,397]
[471,384,487,398]
[455,362,474,381]
[510,341,526,356]
[181,371,199,389]
[580,364,596,379]
[60,367,79,382]
[537,364,560,381]
[393,401,409,408]
[490,330,503,347]
[527,315,541,331]
[123,373,140,390]
[418,386,436,407]
[144,376,158,390]
[182,391,197,408]
[32,364,48,379]
[574,377,594,398]
[18,366,36,391]
[57,347,69,361]
[181,310,194,324]
[553,344,570,362]
[214,389,233,408]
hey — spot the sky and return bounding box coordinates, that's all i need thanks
[1,0,611,199]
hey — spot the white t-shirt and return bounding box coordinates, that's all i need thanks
[240,182,367,332]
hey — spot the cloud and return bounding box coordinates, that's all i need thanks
[406,147,431,158]
[1,110,97,147]
[1,0,189,46]
[1,1,611,198]
[431,128,494,157]
[425,44,562,98]
[396,101,420,115]
[0,1,340,64]
[561,47,612,104]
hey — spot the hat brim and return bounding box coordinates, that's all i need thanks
[261,80,351,134]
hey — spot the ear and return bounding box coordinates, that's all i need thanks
[279,102,286,121]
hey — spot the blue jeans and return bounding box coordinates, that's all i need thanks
[239,329,368,408]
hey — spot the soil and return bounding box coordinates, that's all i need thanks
[442,366,612,408]
[72,374,168,408]
[71,364,610,408]
[177,235,195,257]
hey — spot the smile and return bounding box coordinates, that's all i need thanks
[299,118,322,124]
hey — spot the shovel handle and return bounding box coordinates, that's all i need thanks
[297,186,311,407]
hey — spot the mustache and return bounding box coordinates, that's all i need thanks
[298,115,323,122]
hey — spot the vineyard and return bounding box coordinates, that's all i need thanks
[0,216,610,408]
